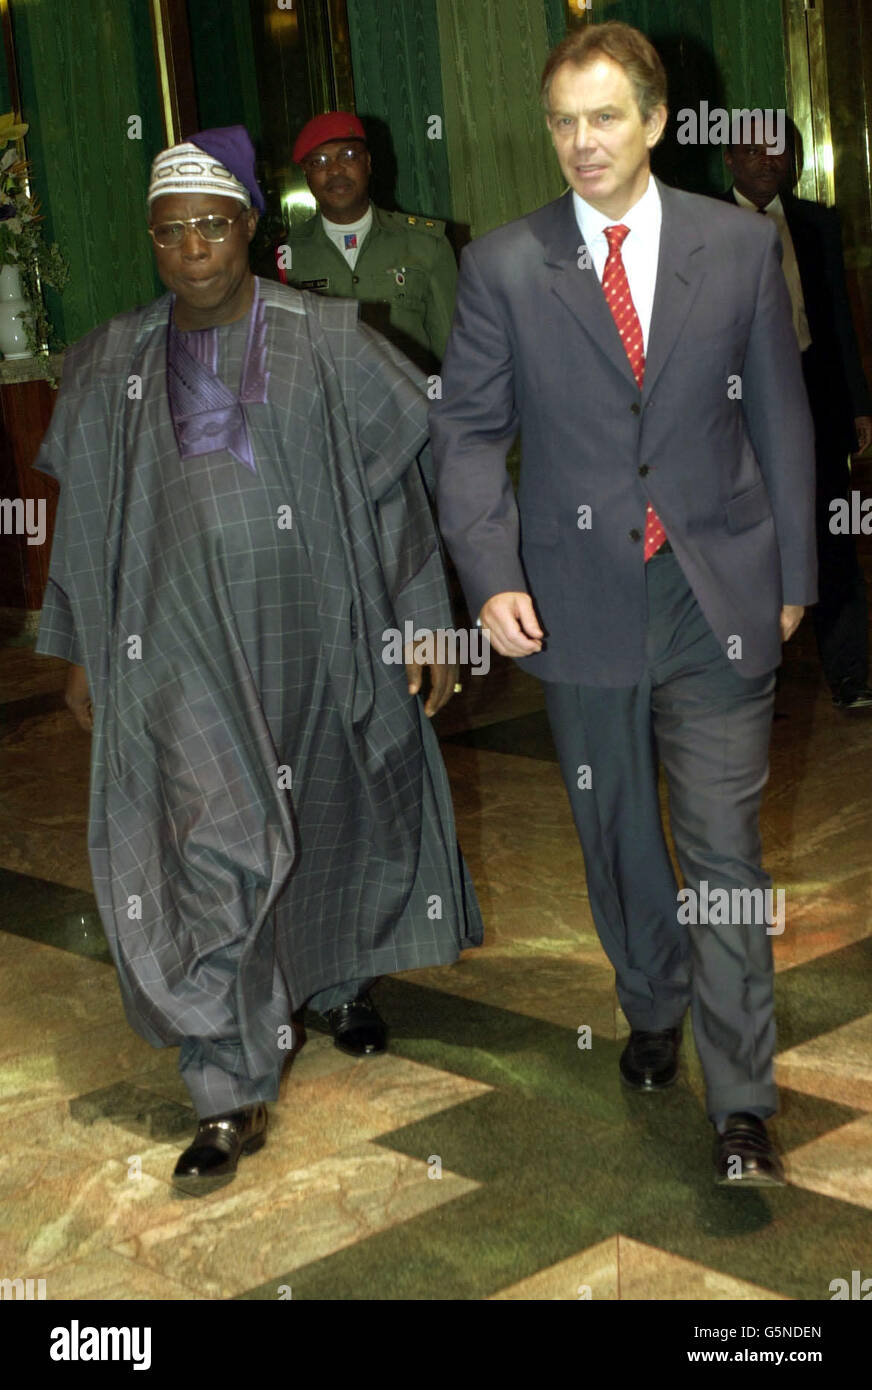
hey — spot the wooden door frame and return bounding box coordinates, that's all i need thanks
[782,0,835,205]
[149,0,355,150]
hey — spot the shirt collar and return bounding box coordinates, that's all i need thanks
[572,173,662,247]
[733,186,784,218]
[321,200,374,233]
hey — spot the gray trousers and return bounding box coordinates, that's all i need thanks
[179,976,374,1117]
[543,552,778,1119]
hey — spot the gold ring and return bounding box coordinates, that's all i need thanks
[453,682,463,693]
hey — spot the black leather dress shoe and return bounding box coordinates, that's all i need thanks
[619,1027,681,1090]
[833,682,872,710]
[714,1113,785,1186]
[322,993,387,1056]
[172,1103,268,1196]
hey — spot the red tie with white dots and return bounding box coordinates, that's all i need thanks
[602,223,666,561]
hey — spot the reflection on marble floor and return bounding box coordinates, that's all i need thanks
[1,588,871,1299]
[489,1236,789,1301]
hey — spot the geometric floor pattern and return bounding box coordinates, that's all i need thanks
[1,550,871,1298]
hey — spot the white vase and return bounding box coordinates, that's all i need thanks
[0,263,33,359]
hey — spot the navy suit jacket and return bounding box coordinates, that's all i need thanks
[430,178,818,685]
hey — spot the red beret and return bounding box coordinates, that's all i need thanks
[293,112,367,166]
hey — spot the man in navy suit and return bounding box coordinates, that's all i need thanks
[721,128,872,709]
[431,22,817,1184]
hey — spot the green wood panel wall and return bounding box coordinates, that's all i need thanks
[0,48,10,111]
[590,0,787,192]
[10,0,163,345]
[346,0,453,223]
[590,0,718,191]
[186,0,261,139]
[709,0,787,116]
[544,0,572,48]
[435,0,564,240]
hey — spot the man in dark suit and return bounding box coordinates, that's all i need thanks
[430,21,817,1185]
[721,129,872,709]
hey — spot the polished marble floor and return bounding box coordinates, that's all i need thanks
[1,559,871,1300]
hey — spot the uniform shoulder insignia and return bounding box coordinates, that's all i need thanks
[389,209,445,235]
[403,213,445,236]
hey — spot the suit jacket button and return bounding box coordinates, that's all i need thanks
[352,275,360,284]
[630,402,641,415]
[629,528,641,541]
[638,464,649,476]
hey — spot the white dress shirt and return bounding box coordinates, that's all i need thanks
[572,175,662,352]
[732,187,812,352]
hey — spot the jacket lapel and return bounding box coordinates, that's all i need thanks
[641,180,706,400]
[541,190,639,390]
[540,181,707,398]
[779,192,816,295]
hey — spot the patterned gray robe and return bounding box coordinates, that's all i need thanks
[35,279,482,1084]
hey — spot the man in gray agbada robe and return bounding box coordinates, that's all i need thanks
[35,125,481,1195]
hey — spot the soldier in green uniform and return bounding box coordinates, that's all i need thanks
[276,112,457,373]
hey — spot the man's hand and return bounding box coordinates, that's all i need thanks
[780,605,805,642]
[65,662,94,732]
[478,591,543,658]
[404,640,458,718]
[854,416,872,455]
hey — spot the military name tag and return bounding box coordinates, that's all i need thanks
[297,278,330,290]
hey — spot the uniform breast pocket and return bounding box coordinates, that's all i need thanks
[391,264,428,308]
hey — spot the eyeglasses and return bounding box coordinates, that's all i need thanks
[303,145,366,173]
[148,208,247,249]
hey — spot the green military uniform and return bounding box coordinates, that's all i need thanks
[285,202,457,372]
